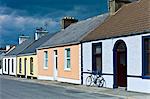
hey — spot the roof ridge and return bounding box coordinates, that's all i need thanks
[79,14,110,42]
[67,13,108,27]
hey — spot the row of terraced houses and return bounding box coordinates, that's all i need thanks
[0,0,150,93]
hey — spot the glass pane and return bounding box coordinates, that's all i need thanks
[46,60,48,67]
[146,52,150,75]
[54,50,57,55]
[120,53,126,66]
[145,39,150,50]
[12,59,14,72]
[30,58,33,73]
[19,58,21,73]
[67,59,70,68]
[96,47,101,54]
[96,56,102,73]
[67,49,70,57]
[0,60,2,69]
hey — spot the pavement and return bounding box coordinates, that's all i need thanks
[0,75,150,99]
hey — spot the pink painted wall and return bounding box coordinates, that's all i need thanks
[37,44,80,80]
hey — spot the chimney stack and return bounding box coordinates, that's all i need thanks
[109,0,135,15]
[19,35,30,44]
[61,17,78,30]
[35,27,48,40]
[6,45,11,51]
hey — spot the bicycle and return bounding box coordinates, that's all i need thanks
[86,70,105,87]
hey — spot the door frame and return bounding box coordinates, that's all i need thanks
[53,50,58,80]
[113,40,127,88]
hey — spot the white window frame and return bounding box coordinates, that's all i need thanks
[44,51,48,69]
[64,48,71,71]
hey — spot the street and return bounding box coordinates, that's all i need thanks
[0,76,121,99]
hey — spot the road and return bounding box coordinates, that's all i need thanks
[0,76,121,99]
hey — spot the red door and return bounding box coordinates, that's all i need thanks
[117,52,127,87]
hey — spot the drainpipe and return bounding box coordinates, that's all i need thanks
[81,43,83,85]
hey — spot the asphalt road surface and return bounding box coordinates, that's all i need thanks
[0,77,121,99]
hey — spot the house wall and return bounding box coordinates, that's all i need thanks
[82,33,150,93]
[37,44,81,84]
[0,54,4,74]
[17,55,37,77]
[2,56,17,75]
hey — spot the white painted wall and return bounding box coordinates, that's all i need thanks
[82,33,150,93]
[3,57,17,75]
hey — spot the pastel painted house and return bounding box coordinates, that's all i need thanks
[37,15,108,84]
[3,37,33,76]
[81,0,150,93]
[0,50,5,74]
[17,28,54,78]
[0,45,15,74]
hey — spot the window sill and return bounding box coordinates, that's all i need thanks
[142,75,150,79]
[64,68,71,71]
[44,67,48,70]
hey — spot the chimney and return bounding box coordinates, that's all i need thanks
[6,45,11,51]
[61,17,78,30]
[35,27,48,40]
[109,0,135,15]
[19,35,30,44]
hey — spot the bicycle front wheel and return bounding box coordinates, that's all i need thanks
[96,77,105,87]
[86,76,92,86]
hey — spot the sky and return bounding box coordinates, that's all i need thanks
[0,0,108,48]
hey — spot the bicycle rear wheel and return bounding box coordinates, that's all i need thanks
[86,76,92,86]
[96,77,105,87]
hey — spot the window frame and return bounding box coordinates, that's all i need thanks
[92,42,102,74]
[44,51,48,69]
[142,35,150,79]
[64,48,71,71]
[30,57,33,75]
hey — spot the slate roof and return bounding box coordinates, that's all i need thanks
[0,50,5,55]
[18,33,55,55]
[5,39,34,56]
[82,0,150,41]
[39,13,109,49]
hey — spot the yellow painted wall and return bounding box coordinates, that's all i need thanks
[37,44,80,80]
[17,55,38,77]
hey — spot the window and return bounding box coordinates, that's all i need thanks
[30,57,33,75]
[19,58,22,73]
[24,58,27,74]
[44,51,48,69]
[143,36,150,78]
[65,48,71,70]
[92,43,102,74]
[5,59,6,71]
[12,59,14,73]
[0,60,2,69]
[8,59,10,73]
[54,50,58,69]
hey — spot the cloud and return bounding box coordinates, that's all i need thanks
[0,0,108,47]
[0,14,60,47]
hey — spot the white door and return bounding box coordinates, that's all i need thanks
[53,50,58,80]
